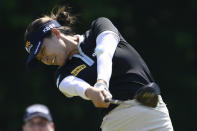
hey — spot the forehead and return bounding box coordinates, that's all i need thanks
[27,116,48,123]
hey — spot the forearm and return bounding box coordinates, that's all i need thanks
[58,75,91,100]
[95,31,120,86]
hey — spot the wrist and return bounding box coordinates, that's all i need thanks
[97,79,107,86]
[94,81,109,91]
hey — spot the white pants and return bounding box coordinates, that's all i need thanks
[101,96,174,131]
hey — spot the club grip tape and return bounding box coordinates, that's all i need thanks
[104,98,110,103]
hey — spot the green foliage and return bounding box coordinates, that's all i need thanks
[0,0,196,130]
[175,32,193,48]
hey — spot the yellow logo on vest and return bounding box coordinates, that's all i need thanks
[71,64,86,76]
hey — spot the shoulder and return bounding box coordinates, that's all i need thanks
[90,17,119,37]
[55,58,89,86]
[55,60,74,85]
[93,17,112,22]
[91,17,113,26]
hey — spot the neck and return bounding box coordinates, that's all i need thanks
[69,35,80,58]
[61,34,80,58]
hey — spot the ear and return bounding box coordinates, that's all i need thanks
[51,28,61,39]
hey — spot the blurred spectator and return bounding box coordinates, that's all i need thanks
[22,104,55,131]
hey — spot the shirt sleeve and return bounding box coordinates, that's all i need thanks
[58,75,91,100]
[95,31,120,86]
[91,17,119,38]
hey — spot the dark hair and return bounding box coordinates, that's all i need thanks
[24,6,76,41]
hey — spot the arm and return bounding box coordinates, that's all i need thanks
[95,31,120,86]
[87,18,120,107]
[91,17,120,86]
[85,31,120,108]
[58,75,91,100]
[88,31,119,107]
[58,75,111,108]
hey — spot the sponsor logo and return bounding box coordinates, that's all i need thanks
[71,64,86,76]
[25,41,33,53]
[43,24,56,32]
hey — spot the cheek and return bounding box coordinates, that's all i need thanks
[44,43,60,56]
[56,49,66,61]
[45,48,56,56]
[43,39,60,56]
[56,43,67,58]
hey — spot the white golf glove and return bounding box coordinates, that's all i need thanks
[94,81,112,99]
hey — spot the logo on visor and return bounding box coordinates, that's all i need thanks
[25,41,33,53]
[43,24,56,33]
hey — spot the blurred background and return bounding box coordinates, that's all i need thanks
[0,0,196,130]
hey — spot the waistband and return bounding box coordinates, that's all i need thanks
[102,95,163,117]
[119,95,163,105]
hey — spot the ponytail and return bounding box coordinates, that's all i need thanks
[25,6,76,41]
[51,6,76,26]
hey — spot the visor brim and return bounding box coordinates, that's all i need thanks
[26,40,43,69]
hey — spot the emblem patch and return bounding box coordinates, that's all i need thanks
[71,64,86,76]
[25,41,33,53]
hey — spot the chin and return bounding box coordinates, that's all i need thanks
[57,60,64,67]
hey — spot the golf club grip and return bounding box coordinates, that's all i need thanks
[104,98,123,105]
[104,98,110,103]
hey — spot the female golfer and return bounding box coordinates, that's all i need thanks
[24,7,174,131]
